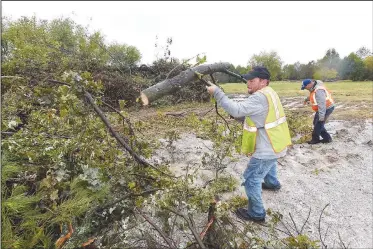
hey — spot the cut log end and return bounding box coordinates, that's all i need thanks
[140,92,149,106]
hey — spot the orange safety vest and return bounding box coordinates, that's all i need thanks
[310,86,334,112]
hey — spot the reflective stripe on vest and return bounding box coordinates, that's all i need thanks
[265,116,287,129]
[310,86,334,111]
[243,121,257,132]
[241,86,292,156]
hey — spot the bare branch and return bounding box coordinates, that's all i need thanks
[300,207,312,234]
[338,232,348,249]
[165,207,207,249]
[84,91,151,166]
[99,188,162,211]
[6,174,37,184]
[1,132,15,136]
[289,212,300,235]
[165,54,204,80]
[1,76,24,79]
[164,111,187,117]
[48,79,70,86]
[194,73,231,132]
[101,100,135,136]
[279,219,294,237]
[135,207,176,249]
[214,102,231,132]
[199,107,215,118]
[318,203,330,249]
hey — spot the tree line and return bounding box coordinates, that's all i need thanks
[231,47,373,82]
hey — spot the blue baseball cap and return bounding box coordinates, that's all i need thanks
[301,79,312,90]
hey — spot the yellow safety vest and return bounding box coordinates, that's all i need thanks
[241,86,292,156]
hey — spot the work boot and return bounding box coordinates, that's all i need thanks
[235,208,265,222]
[321,131,332,143]
[307,134,321,144]
[321,138,332,143]
[262,183,281,191]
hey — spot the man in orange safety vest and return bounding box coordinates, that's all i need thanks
[301,79,335,144]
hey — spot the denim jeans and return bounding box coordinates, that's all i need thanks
[242,157,280,219]
[313,106,334,140]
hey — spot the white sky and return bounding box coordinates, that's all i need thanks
[2,1,372,67]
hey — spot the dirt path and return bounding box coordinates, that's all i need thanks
[152,118,372,248]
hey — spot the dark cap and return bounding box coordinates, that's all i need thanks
[242,66,271,80]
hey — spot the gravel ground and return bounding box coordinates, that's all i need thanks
[153,118,373,248]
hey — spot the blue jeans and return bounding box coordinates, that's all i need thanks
[313,106,334,140]
[242,157,280,219]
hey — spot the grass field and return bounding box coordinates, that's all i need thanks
[220,80,373,101]
[219,80,373,120]
[128,80,372,125]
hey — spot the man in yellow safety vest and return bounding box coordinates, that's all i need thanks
[206,66,292,222]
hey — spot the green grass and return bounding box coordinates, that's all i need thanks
[220,80,373,120]
[127,80,372,125]
[220,80,373,101]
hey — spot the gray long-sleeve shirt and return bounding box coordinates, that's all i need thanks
[310,80,334,121]
[213,87,287,159]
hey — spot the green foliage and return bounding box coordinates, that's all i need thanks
[199,116,242,180]
[1,15,148,109]
[283,64,298,80]
[285,110,313,144]
[209,176,238,193]
[1,71,121,248]
[364,56,373,80]
[235,64,251,75]
[313,67,338,81]
[283,234,320,249]
[107,43,141,69]
[248,50,283,80]
[226,195,248,210]
[319,48,341,71]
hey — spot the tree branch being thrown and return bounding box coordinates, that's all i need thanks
[139,62,231,106]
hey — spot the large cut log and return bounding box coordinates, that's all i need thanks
[140,62,231,105]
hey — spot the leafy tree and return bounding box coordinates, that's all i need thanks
[248,51,283,80]
[235,65,251,75]
[282,64,298,80]
[363,56,373,80]
[319,48,341,70]
[339,53,365,81]
[107,43,141,69]
[313,67,338,81]
[356,46,372,59]
[299,61,317,80]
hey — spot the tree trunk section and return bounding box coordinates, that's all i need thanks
[140,62,231,105]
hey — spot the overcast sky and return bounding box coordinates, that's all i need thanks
[2,1,372,66]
